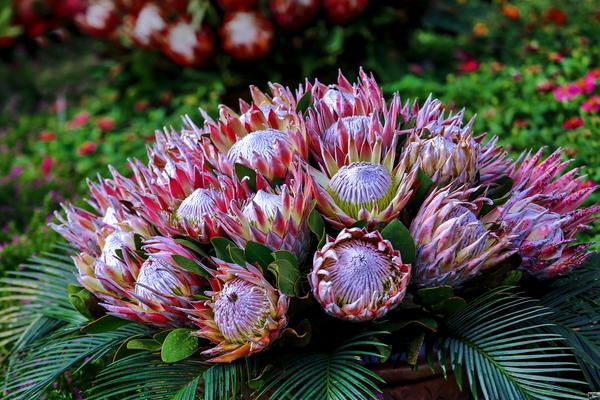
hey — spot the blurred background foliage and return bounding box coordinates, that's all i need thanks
[0,0,599,283]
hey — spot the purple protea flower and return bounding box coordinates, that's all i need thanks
[310,228,411,321]
[186,260,289,362]
[410,187,515,287]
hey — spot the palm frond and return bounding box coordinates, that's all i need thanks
[540,254,600,390]
[3,323,148,400]
[436,287,587,400]
[203,358,262,400]
[89,352,206,400]
[258,331,388,400]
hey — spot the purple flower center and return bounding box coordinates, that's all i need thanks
[213,278,271,342]
[328,240,391,304]
[329,162,392,210]
[227,129,291,165]
[176,188,218,226]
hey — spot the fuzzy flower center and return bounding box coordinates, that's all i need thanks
[225,12,260,47]
[85,1,114,29]
[242,190,283,222]
[134,257,182,303]
[213,278,271,343]
[167,22,196,58]
[134,4,165,45]
[323,115,371,147]
[328,162,393,217]
[97,230,131,275]
[176,188,218,226]
[328,240,392,304]
[227,129,291,165]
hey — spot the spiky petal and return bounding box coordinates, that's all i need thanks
[310,228,411,321]
[187,260,289,362]
[410,187,515,287]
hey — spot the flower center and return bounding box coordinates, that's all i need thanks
[327,240,391,304]
[328,162,393,217]
[134,256,182,303]
[242,190,283,222]
[323,115,371,147]
[97,230,131,276]
[227,129,291,165]
[322,88,354,112]
[176,188,218,226]
[213,278,271,342]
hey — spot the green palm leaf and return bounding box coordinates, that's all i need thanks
[203,358,263,400]
[89,352,206,400]
[435,287,587,400]
[258,331,387,400]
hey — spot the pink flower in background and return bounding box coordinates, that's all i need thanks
[41,157,53,176]
[514,119,528,128]
[562,116,584,130]
[553,84,582,101]
[78,141,97,155]
[582,96,600,113]
[96,116,116,132]
[39,130,57,142]
[579,74,597,93]
[459,59,479,73]
[67,111,90,129]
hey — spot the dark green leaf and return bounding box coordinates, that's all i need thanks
[161,329,199,363]
[430,296,467,315]
[245,241,274,268]
[308,206,325,240]
[501,270,523,286]
[229,246,247,265]
[414,169,434,205]
[380,219,416,263]
[235,163,257,191]
[175,237,210,258]
[82,315,131,334]
[296,91,312,114]
[272,250,299,269]
[350,220,368,228]
[172,254,210,278]
[417,286,453,306]
[127,338,162,352]
[211,237,237,263]
[267,259,301,296]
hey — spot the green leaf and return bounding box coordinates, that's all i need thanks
[430,296,467,315]
[501,270,523,286]
[82,315,131,334]
[350,220,368,228]
[380,219,416,263]
[406,332,425,366]
[267,259,301,296]
[172,376,201,400]
[161,329,199,363]
[414,169,434,205]
[211,237,238,263]
[272,250,299,269]
[172,254,210,278]
[417,286,453,306]
[175,237,210,258]
[134,233,144,252]
[308,206,325,239]
[229,246,247,265]
[235,163,257,191]
[154,330,172,344]
[296,91,312,114]
[381,318,438,332]
[245,241,275,268]
[68,287,97,320]
[127,338,162,352]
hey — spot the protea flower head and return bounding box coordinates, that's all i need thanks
[161,21,215,67]
[217,163,312,261]
[187,259,289,362]
[310,130,417,229]
[410,186,515,287]
[92,236,206,327]
[76,0,119,38]
[310,228,411,321]
[486,194,598,279]
[200,85,308,180]
[127,3,165,49]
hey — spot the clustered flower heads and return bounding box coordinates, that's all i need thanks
[53,69,599,363]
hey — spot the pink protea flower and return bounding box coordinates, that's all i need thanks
[217,164,312,261]
[485,194,598,279]
[127,3,165,49]
[201,86,308,180]
[75,0,119,38]
[410,187,515,287]
[309,228,411,322]
[187,259,289,362]
[219,11,274,61]
[161,22,215,68]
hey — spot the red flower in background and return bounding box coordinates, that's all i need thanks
[514,119,528,128]
[501,4,520,21]
[324,0,369,24]
[544,7,567,26]
[96,116,116,132]
[220,11,273,60]
[40,157,53,177]
[67,111,90,129]
[582,96,600,113]
[562,116,584,130]
[78,142,97,155]
[161,21,215,67]
[536,80,556,93]
[459,59,479,73]
[39,130,57,142]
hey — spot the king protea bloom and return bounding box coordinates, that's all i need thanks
[410,187,515,287]
[310,228,411,321]
[200,85,308,180]
[217,164,312,261]
[187,259,289,362]
[485,194,598,279]
[310,131,417,229]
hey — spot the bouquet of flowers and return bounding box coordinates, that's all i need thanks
[2,70,599,400]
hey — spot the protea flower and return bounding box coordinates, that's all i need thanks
[269,0,320,29]
[219,11,274,61]
[127,3,165,49]
[75,0,119,38]
[187,259,289,362]
[200,85,308,180]
[410,187,515,287]
[161,21,215,68]
[310,228,411,321]
[486,194,598,279]
[324,0,369,23]
[217,164,312,261]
